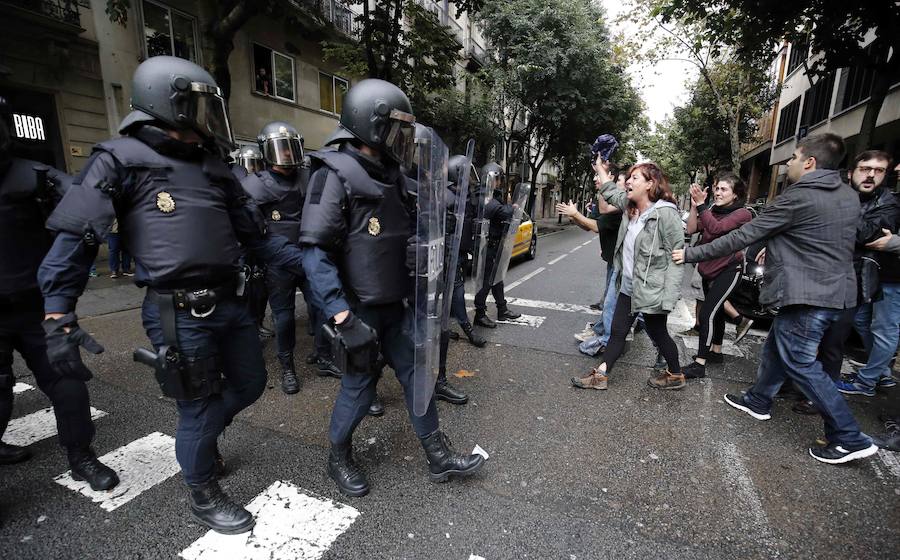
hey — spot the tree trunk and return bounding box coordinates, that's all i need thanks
[207,1,259,101]
[857,49,899,151]
[728,111,741,172]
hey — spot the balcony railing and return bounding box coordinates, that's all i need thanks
[296,0,358,38]
[446,15,464,46]
[3,0,81,26]
[466,36,486,64]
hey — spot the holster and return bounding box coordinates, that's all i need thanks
[322,323,379,375]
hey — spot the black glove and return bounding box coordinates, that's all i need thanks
[43,312,104,381]
[335,312,377,352]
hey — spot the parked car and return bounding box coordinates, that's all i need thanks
[512,211,537,261]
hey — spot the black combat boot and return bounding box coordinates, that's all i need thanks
[420,430,485,483]
[0,442,31,465]
[367,394,385,417]
[327,442,370,497]
[434,381,469,405]
[277,352,300,395]
[447,330,460,341]
[67,447,120,491]
[473,311,496,328]
[317,356,343,378]
[305,352,319,365]
[461,323,486,348]
[187,479,254,534]
[496,308,521,321]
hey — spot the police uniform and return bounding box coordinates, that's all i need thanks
[473,194,514,318]
[0,158,106,469]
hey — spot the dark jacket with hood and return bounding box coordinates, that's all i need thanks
[853,186,900,302]
[685,169,857,310]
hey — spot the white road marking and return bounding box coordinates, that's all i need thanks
[469,556,487,560]
[678,335,745,358]
[878,449,900,478]
[465,294,593,315]
[5,407,106,447]
[568,244,584,254]
[505,267,546,291]
[547,254,568,265]
[581,240,594,247]
[717,443,776,547]
[180,480,360,560]
[495,313,546,328]
[667,299,695,330]
[54,432,179,512]
[13,382,34,394]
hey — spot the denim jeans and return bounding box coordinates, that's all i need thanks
[856,283,900,389]
[744,305,870,449]
[107,232,131,273]
[853,303,874,354]
[592,265,617,337]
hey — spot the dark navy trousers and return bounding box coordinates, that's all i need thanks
[141,295,266,485]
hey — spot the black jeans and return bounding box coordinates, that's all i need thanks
[0,295,95,450]
[474,246,508,313]
[602,293,680,374]
[698,268,742,359]
[819,306,858,381]
[265,266,302,357]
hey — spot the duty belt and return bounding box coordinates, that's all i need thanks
[149,277,240,319]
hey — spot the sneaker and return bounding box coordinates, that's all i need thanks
[846,357,866,368]
[571,369,608,390]
[574,328,596,342]
[693,352,724,364]
[877,375,897,388]
[723,393,771,420]
[589,302,603,311]
[109,271,119,279]
[678,326,700,337]
[681,361,706,379]
[122,270,135,277]
[734,316,755,343]
[835,378,876,397]
[791,399,819,415]
[808,442,879,465]
[647,370,686,390]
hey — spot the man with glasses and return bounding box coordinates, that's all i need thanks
[834,150,900,396]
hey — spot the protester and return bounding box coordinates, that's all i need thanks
[107,219,133,279]
[674,133,878,464]
[572,161,685,391]
[680,174,752,379]
[834,150,900,396]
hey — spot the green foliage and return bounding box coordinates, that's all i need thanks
[476,0,641,192]
[105,0,128,26]
[419,85,496,158]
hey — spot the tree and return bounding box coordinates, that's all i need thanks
[615,0,777,172]
[323,1,461,120]
[476,0,641,208]
[657,0,900,150]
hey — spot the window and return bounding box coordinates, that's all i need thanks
[835,44,900,112]
[786,40,808,75]
[319,72,349,114]
[141,0,198,62]
[776,98,800,143]
[253,44,295,102]
[800,72,835,128]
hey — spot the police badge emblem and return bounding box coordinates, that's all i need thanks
[156,191,175,213]
[271,210,282,221]
[368,217,381,236]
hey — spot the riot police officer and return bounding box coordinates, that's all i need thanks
[230,144,263,180]
[299,79,485,497]
[37,56,310,534]
[473,163,521,327]
[240,121,307,394]
[0,97,118,491]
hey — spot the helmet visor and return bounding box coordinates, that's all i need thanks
[261,136,304,167]
[238,153,263,174]
[188,83,235,152]
[384,109,416,168]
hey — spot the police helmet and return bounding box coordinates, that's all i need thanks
[236,144,264,174]
[323,79,416,168]
[448,154,471,186]
[257,121,303,168]
[119,56,234,154]
[480,162,504,195]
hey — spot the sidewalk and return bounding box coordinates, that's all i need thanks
[535,216,577,236]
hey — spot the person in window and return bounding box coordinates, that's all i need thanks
[255,67,271,96]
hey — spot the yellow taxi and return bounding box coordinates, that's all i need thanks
[511,212,537,260]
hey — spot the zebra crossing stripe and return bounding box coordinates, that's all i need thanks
[179,480,360,560]
[678,335,745,358]
[13,382,34,394]
[495,314,546,328]
[5,406,106,447]
[54,431,179,512]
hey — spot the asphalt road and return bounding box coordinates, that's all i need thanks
[2,226,899,559]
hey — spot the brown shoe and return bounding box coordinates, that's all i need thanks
[647,370,686,390]
[571,368,608,390]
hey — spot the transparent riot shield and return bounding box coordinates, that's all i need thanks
[471,170,498,292]
[440,139,475,332]
[412,128,448,416]
[491,182,532,285]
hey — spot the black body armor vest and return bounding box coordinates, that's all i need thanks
[240,169,303,244]
[0,158,55,295]
[95,137,243,287]
[312,150,410,305]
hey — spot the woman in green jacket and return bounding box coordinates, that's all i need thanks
[572,161,686,391]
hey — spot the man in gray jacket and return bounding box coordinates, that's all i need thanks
[673,133,878,465]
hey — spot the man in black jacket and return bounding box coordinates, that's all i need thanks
[673,133,878,465]
[837,150,900,396]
